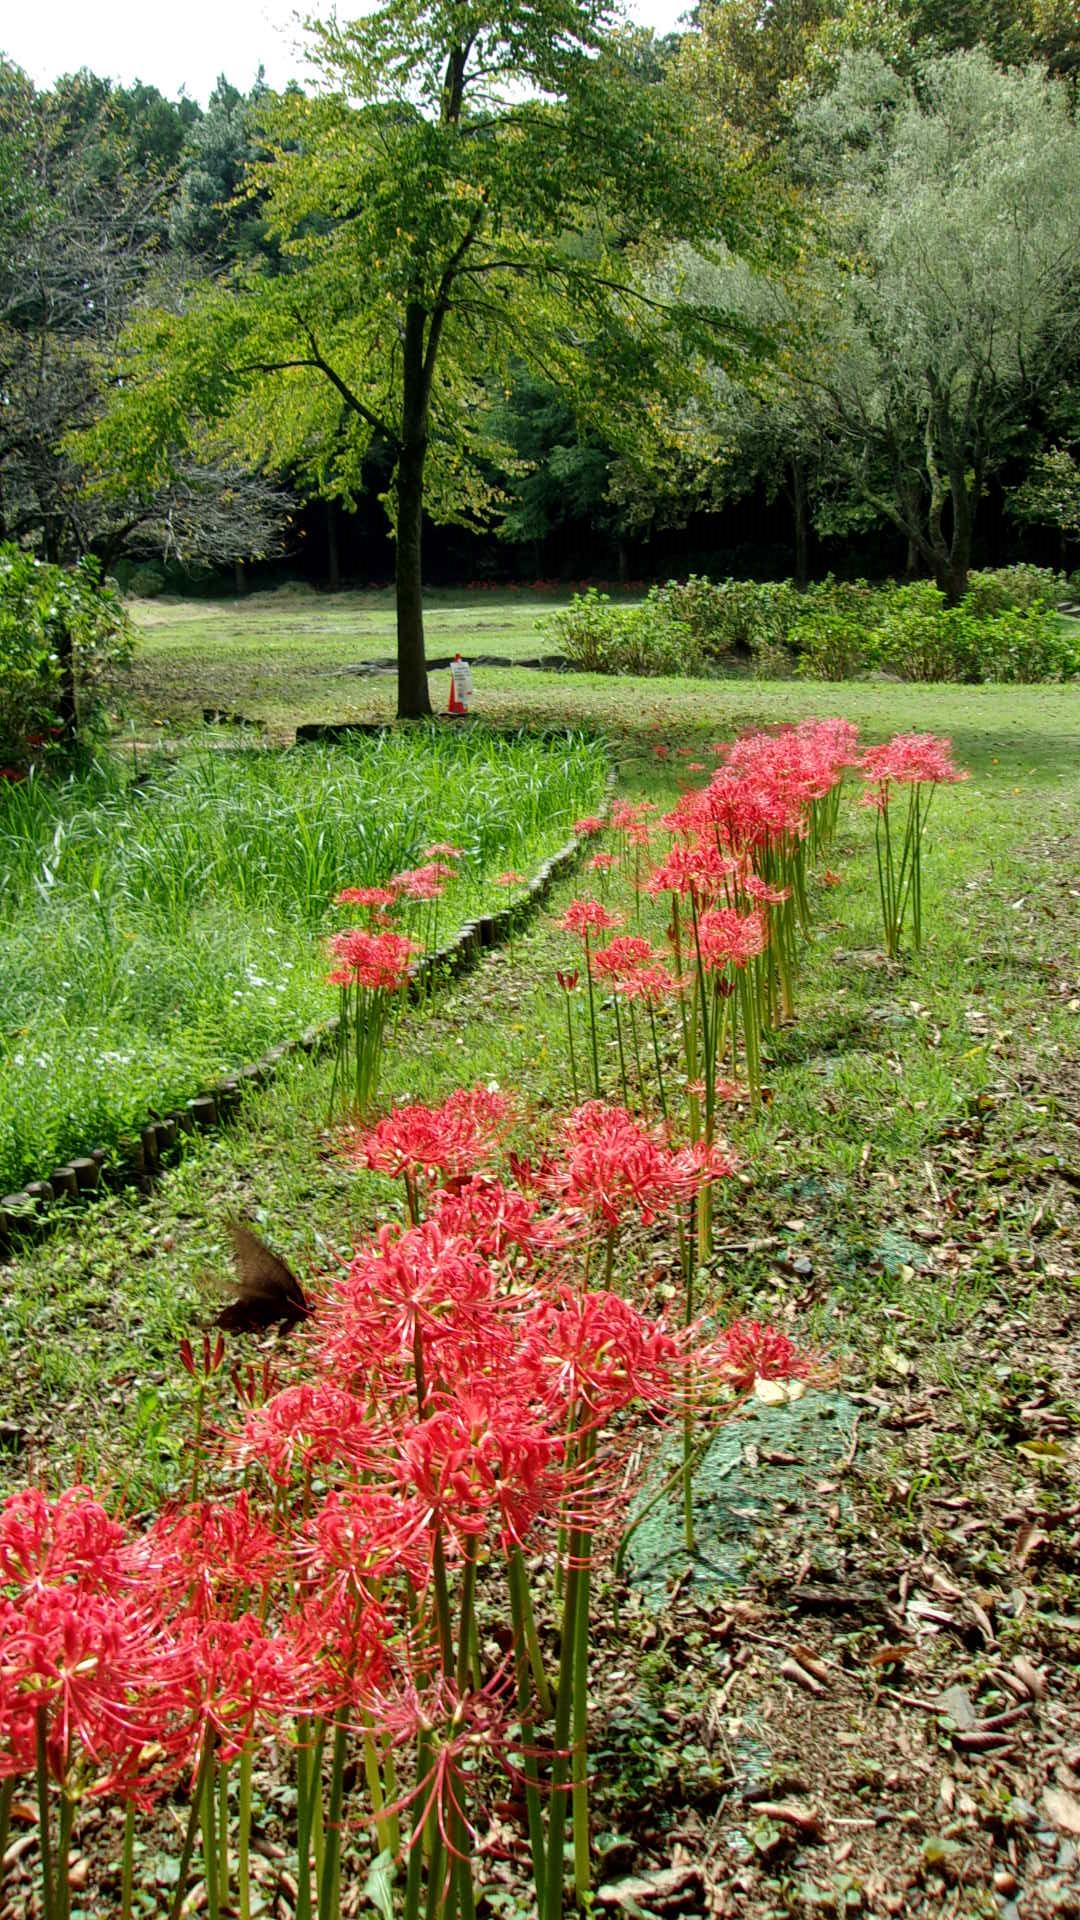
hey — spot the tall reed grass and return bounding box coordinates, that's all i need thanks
[0,729,606,1192]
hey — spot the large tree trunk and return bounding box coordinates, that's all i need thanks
[791,459,810,590]
[396,305,433,719]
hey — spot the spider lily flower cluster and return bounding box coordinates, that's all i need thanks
[326,849,465,1116]
[554,723,965,1261]
[0,1086,808,1920]
[857,733,968,957]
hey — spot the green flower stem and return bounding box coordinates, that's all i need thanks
[681,1213,696,1556]
[217,1758,230,1911]
[648,1002,670,1126]
[542,1517,587,1920]
[237,1747,253,1920]
[611,995,629,1106]
[456,1539,479,1690]
[120,1797,137,1920]
[201,1747,221,1920]
[318,1716,350,1920]
[507,1550,548,1909]
[294,1718,326,1920]
[168,1734,217,1920]
[508,1545,553,1716]
[35,1707,55,1920]
[570,1458,594,1909]
[583,934,601,1096]
[422,1827,447,1920]
[403,1730,433,1920]
[563,992,580,1104]
[627,1001,646,1107]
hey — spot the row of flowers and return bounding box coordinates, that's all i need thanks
[1,721,966,1917]
[2,1084,802,1920]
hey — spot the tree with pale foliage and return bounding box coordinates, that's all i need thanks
[785,48,1080,599]
[85,0,774,716]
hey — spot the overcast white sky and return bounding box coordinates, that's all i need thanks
[3,0,692,105]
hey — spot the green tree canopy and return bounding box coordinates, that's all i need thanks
[85,0,778,714]
[781,47,1080,598]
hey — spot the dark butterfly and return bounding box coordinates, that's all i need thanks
[214,1220,310,1333]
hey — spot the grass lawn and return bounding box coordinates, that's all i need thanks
[130,585,589,732]
[2,591,1078,1919]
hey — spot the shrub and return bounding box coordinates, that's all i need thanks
[653,575,799,659]
[793,610,871,680]
[0,546,135,770]
[964,564,1067,618]
[977,605,1080,681]
[549,589,703,677]
[873,584,982,682]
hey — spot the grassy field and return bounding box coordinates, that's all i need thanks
[2,592,1078,1919]
[0,726,606,1193]
[130,585,587,732]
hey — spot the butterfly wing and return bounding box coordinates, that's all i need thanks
[215,1220,309,1331]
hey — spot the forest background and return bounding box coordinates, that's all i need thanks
[3,0,1080,606]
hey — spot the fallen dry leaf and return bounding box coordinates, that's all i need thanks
[1013,1522,1049,1567]
[1043,1788,1080,1836]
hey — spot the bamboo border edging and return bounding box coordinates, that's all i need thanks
[0,753,616,1255]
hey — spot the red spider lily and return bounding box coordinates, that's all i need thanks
[295,1487,431,1601]
[133,1495,284,1618]
[0,1486,128,1596]
[175,1613,303,1763]
[233,1383,376,1486]
[587,851,616,872]
[334,885,399,909]
[495,869,525,886]
[695,906,769,972]
[283,1585,394,1719]
[555,968,579,992]
[428,1175,562,1263]
[613,962,678,1005]
[371,1669,520,1861]
[858,731,968,807]
[558,897,622,937]
[646,841,737,899]
[667,772,805,858]
[325,927,417,990]
[314,1221,501,1400]
[395,1390,565,1550]
[706,1318,810,1391]
[610,800,654,844]
[549,1101,730,1228]
[743,872,791,907]
[350,1085,513,1188]
[573,816,606,837]
[3,1580,184,1790]
[858,733,968,954]
[588,934,657,982]
[421,843,463,860]
[521,1285,680,1425]
[390,862,455,901]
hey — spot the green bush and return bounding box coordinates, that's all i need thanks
[549,572,1078,684]
[870,584,974,681]
[549,590,703,677]
[964,564,1067,618]
[653,575,799,660]
[792,610,871,680]
[0,546,135,770]
[978,605,1080,681]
